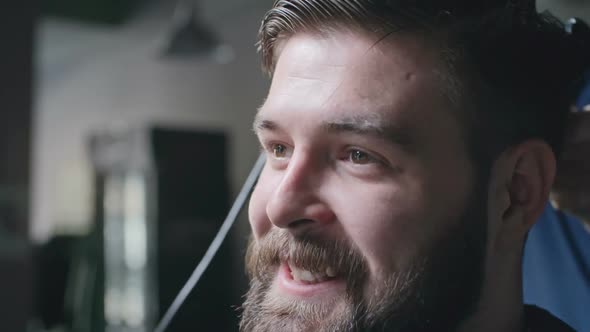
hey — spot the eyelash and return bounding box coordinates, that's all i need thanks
[260,141,292,160]
[260,139,385,169]
[343,148,382,165]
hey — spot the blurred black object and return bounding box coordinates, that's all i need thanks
[151,127,236,332]
[33,235,89,330]
[61,126,237,332]
[0,1,35,331]
[34,236,72,328]
[565,17,590,37]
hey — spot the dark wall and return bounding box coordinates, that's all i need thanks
[43,0,144,24]
[0,1,35,331]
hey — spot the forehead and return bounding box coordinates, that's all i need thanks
[262,29,451,128]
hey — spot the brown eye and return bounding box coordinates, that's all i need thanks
[272,144,288,159]
[349,149,372,164]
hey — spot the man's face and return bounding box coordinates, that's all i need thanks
[242,30,487,331]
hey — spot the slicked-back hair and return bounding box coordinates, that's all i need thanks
[257,0,590,171]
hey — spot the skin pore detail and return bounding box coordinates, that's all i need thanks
[240,1,575,330]
[242,29,488,332]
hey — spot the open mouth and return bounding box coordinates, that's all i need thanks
[275,260,345,297]
[287,261,338,284]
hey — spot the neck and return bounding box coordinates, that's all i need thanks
[457,247,525,332]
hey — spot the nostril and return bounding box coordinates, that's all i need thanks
[288,219,315,229]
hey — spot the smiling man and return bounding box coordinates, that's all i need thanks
[240,1,589,331]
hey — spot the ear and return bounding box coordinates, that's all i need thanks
[487,140,556,248]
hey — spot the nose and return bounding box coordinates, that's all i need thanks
[265,152,335,233]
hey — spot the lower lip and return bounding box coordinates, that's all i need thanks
[276,263,346,298]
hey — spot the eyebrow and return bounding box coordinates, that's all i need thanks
[252,114,278,133]
[253,113,415,151]
[322,116,414,150]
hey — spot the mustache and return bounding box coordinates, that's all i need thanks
[246,229,368,289]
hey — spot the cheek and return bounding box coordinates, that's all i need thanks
[248,172,275,240]
[330,182,427,275]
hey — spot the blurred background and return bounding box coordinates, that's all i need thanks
[3,0,268,331]
[0,0,588,332]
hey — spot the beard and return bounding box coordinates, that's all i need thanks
[240,186,488,332]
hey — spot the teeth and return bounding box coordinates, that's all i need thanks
[288,262,337,283]
[289,264,317,282]
[300,270,315,281]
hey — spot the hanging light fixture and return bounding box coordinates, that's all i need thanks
[160,0,234,63]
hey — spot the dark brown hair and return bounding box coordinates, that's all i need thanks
[257,0,590,168]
